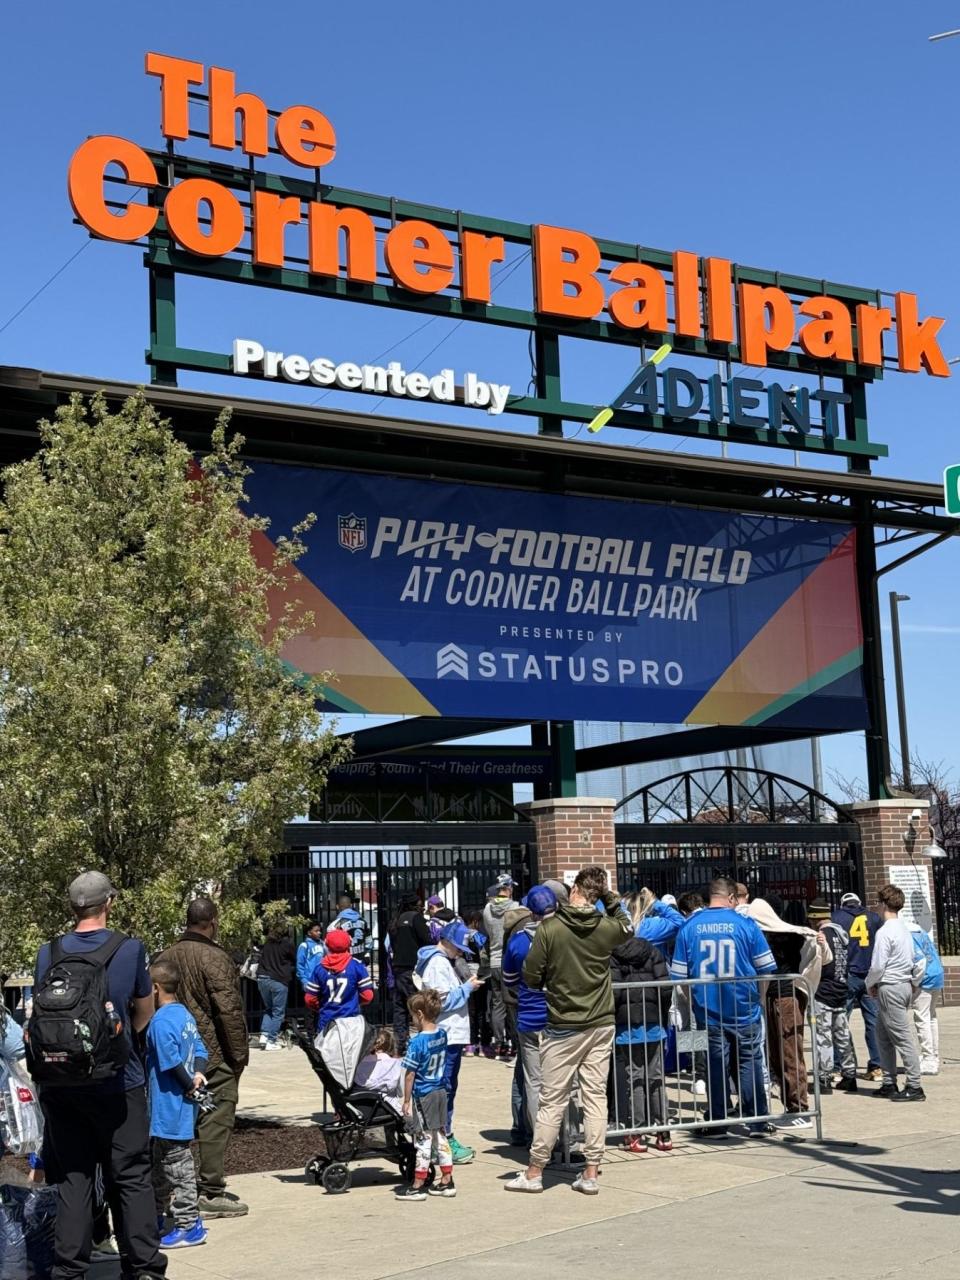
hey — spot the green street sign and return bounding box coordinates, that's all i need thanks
[945,464,960,517]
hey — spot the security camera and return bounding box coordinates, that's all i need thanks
[909,808,922,824]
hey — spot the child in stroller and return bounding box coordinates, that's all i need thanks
[296,1020,427,1195]
[355,1028,403,1114]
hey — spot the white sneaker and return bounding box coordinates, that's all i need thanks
[91,1236,119,1261]
[693,1080,707,1098]
[572,1173,600,1195]
[776,1114,813,1130]
[259,1034,268,1048]
[504,1171,543,1193]
[263,1041,282,1052]
[920,1062,940,1076]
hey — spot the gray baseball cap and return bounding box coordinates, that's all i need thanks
[68,871,117,911]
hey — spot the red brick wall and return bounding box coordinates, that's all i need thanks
[942,958,960,1008]
[521,797,617,888]
[851,799,932,911]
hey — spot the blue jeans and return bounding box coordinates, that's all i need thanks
[845,974,881,1070]
[707,1020,767,1130]
[257,976,288,1043]
[442,1044,465,1133]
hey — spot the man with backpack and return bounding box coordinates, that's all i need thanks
[29,871,165,1280]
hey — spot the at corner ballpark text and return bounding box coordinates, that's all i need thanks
[368,517,752,622]
[232,339,510,414]
[67,52,950,378]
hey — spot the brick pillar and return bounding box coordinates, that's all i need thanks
[521,797,617,889]
[851,798,935,939]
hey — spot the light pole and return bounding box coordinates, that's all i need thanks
[889,591,912,790]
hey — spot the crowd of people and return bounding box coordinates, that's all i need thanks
[295,868,946,1201]
[9,863,948,1271]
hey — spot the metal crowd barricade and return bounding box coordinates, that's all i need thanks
[561,972,822,1159]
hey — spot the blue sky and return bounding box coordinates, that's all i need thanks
[3,1,959,793]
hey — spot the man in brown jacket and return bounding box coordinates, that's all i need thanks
[163,897,249,1218]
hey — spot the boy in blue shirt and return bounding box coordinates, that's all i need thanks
[670,877,777,1136]
[395,989,455,1201]
[146,959,209,1249]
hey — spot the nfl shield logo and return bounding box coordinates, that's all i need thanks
[338,513,367,553]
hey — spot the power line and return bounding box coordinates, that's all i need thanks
[366,254,535,419]
[0,241,91,338]
[314,249,530,408]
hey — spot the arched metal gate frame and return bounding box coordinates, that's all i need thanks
[615,766,862,906]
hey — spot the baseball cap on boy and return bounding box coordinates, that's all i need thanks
[807,898,832,923]
[68,871,117,911]
[840,892,862,908]
[495,874,516,889]
[325,928,352,952]
[426,895,443,908]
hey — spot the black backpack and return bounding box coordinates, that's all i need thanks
[25,934,129,1086]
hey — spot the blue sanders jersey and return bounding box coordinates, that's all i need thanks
[402,1028,448,1098]
[305,958,373,1030]
[670,908,776,1026]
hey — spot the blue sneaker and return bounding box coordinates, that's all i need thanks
[160,1220,207,1249]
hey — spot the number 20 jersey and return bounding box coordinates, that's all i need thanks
[670,908,777,1026]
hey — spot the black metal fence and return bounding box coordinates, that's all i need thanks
[250,840,536,1025]
[616,836,863,909]
[933,845,960,954]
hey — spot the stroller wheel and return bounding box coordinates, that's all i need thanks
[321,1162,352,1195]
[304,1156,325,1184]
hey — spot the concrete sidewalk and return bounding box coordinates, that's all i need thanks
[164,1011,960,1280]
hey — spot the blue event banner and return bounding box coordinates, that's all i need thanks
[245,463,868,730]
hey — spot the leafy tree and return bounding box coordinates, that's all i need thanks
[0,392,350,967]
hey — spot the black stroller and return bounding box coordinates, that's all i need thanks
[294,1021,431,1195]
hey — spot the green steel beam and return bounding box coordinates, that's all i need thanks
[550,721,578,799]
[143,242,879,381]
[148,341,888,460]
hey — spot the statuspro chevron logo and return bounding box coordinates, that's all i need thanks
[436,643,469,679]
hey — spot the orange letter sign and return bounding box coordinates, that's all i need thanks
[67,136,158,242]
[738,283,795,367]
[533,225,603,320]
[144,52,204,141]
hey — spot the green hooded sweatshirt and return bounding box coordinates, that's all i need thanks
[522,891,632,1029]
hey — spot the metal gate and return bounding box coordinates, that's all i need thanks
[616,767,862,907]
[268,810,537,1022]
[932,844,960,954]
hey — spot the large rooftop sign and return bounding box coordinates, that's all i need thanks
[66,53,949,464]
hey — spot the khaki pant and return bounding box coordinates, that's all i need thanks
[530,1026,614,1168]
[912,989,940,1071]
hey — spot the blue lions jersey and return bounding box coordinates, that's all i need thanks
[670,909,776,1026]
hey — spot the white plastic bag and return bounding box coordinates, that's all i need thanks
[0,1062,41,1158]
[316,1016,366,1090]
